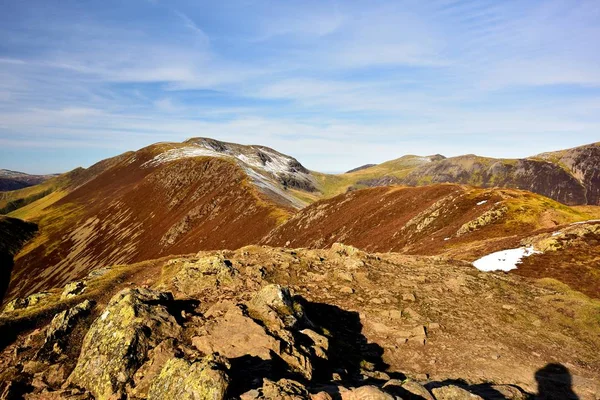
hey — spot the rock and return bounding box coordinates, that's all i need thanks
[331,243,363,257]
[383,380,434,400]
[146,355,230,400]
[336,271,354,282]
[402,293,416,302]
[128,339,179,399]
[192,301,313,380]
[311,392,334,400]
[300,329,329,359]
[2,292,50,314]
[431,385,483,400]
[173,256,237,295]
[247,284,306,330]
[341,385,395,400]
[61,281,86,299]
[489,385,527,400]
[261,378,310,400]
[67,288,180,400]
[38,300,94,357]
[240,389,261,400]
[340,286,355,294]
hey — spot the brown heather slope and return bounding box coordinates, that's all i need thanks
[263,184,600,298]
[4,145,292,303]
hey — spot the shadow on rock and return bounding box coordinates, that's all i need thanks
[297,298,390,383]
[535,363,579,400]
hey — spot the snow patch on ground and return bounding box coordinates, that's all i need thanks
[142,146,225,167]
[472,246,541,272]
[476,200,488,206]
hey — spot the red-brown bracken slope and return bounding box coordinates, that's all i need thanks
[5,145,292,301]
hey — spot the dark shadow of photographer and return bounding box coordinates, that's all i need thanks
[535,363,579,400]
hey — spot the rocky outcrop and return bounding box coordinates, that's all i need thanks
[67,288,180,399]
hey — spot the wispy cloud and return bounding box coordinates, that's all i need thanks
[0,0,599,173]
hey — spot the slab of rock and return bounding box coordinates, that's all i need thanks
[173,256,237,295]
[261,378,310,400]
[383,379,434,400]
[146,355,230,400]
[67,288,180,400]
[431,385,483,400]
[128,339,180,399]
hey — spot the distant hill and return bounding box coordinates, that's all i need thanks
[0,169,55,191]
[316,143,600,205]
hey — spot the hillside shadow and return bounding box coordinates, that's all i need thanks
[0,253,13,304]
[535,363,579,400]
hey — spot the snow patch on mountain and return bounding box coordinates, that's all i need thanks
[473,246,541,272]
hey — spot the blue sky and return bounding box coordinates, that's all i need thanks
[1,0,599,174]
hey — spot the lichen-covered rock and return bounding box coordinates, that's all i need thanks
[61,281,86,299]
[2,292,50,314]
[67,288,180,400]
[331,243,364,257]
[127,339,180,399]
[456,206,508,236]
[146,355,230,400]
[431,385,483,400]
[24,388,93,399]
[38,300,94,357]
[173,255,237,295]
[247,284,306,330]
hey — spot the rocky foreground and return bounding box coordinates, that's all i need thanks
[1,244,598,399]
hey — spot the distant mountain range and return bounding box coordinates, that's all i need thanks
[0,169,55,191]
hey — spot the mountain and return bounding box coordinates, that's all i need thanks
[332,143,600,206]
[1,246,600,398]
[0,169,55,192]
[2,139,317,302]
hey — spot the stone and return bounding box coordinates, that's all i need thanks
[67,288,180,400]
[341,385,395,400]
[402,293,416,302]
[336,271,354,282]
[247,284,306,331]
[147,355,230,400]
[383,380,434,400]
[340,286,355,294]
[172,255,237,295]
[128,339,180,399]
[38,300,94,357]
[489,385,527,400]
[311,392,334,400]
[61,281,86,299]
[261,378,310,400]
[431,385,483,400]
[24,388,93,399]
[331,243,363,257]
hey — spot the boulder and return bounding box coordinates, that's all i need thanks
[38,300,94,357]
[247,284,306,331]
[127,339,180,399]
[67,288,180,400]
[341,385,395,400]
[146,355,229,400]
[173,256,237,295]
[383,379,434,400]
[261,378,310,400]
[431,385,483,400]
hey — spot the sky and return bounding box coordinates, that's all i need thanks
[1,0,599,174]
